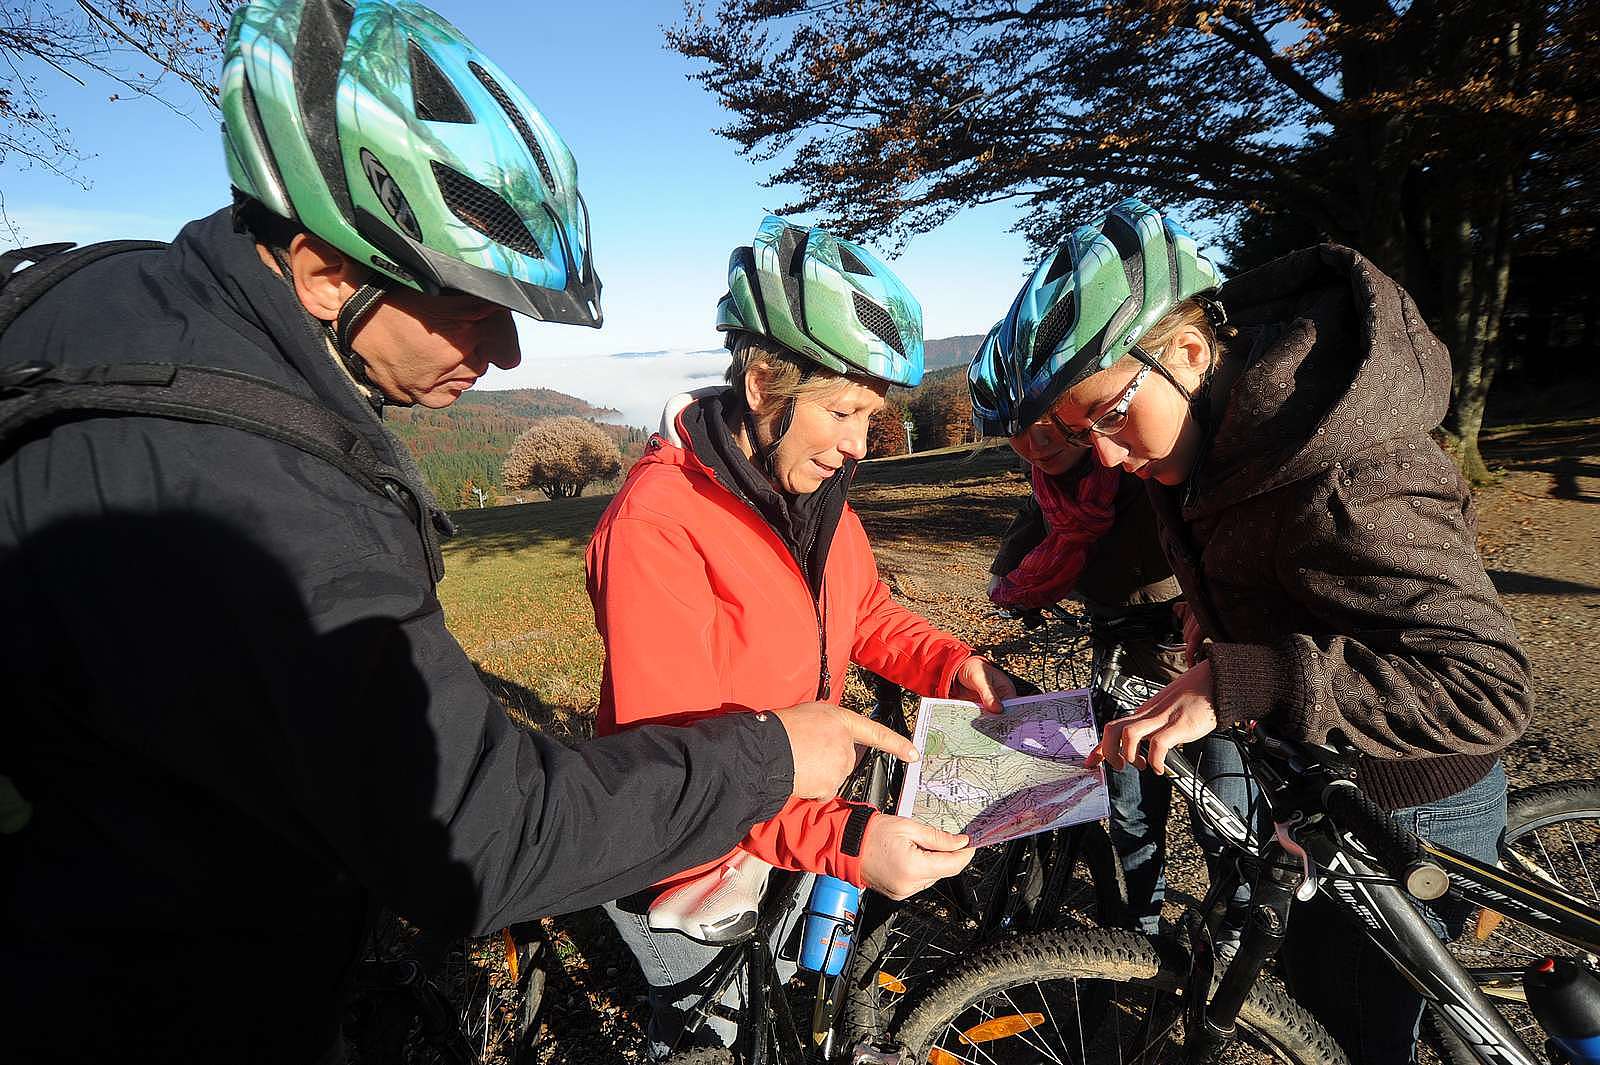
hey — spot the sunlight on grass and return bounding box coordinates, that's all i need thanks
[439,495,615,741]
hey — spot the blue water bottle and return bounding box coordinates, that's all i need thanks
[798,875,860,976]
[1525,957,1600,1064]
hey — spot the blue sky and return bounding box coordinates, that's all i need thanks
[3,1,1037,421]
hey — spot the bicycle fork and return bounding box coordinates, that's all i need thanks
[1183,842,1301,1063]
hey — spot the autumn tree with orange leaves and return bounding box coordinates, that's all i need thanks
[670,0,1597,481]
[503,417,622,500]
[867,393,912,457]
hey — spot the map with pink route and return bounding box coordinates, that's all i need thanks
[894,690,1110,848]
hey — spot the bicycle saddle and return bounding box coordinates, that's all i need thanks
[648,851,774,945]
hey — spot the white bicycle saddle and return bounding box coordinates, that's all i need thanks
[648,850,774,945]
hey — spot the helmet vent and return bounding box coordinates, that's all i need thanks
[1042,243,1075,285]
[1031,292,1076,367]
[430,161,542,259]
[852,291,906,357]
[409,41,472,123]
[1104,213,1145,301]
[837,245,872,276]
[469,61,557,193]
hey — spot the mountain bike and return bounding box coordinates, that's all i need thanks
[890,727,1600,1064]
[835,668,1124,1047]
[653,670,1124,1064]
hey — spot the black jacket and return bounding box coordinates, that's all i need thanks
[0,209,794,1062]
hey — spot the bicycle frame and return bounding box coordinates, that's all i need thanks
[1161,740,1600,1065]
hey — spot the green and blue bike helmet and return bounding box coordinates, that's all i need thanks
[221,0,601,364]
[715,216,925,389]
[970,198,1221,438]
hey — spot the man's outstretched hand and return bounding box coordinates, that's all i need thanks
[773,702,918,800]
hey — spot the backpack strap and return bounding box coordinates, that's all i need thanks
[0,241,169,332]
[0,362,448,583]
[0,241,451,582]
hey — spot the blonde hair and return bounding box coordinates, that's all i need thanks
[724,333,856,411]
[1107,297,1235,376]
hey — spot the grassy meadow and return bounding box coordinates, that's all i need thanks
[441,493,617,741]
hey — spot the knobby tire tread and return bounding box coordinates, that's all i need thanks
[894,926,1349,1065]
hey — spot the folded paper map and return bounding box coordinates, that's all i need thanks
[895,689,1110,848]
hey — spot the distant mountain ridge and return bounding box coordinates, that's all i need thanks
[924,334,985,371]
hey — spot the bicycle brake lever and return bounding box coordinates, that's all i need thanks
[1274,820,1320,902]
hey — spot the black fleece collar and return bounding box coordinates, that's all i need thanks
[680,390,854,597]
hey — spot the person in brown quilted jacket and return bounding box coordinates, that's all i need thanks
[1002,202,1530,1064]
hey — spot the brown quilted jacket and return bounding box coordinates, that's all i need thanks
[1151,244,1532,810]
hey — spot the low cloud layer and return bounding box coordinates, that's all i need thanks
[489,346,731,430]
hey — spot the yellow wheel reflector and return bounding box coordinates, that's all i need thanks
[877,971,907,993]
[1474,907,1506,941]
[501,928,521,983]
[928,1048,960,1065]
[959,1012,1045,1044]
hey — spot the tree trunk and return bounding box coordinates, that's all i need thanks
[1434,177,1515,484]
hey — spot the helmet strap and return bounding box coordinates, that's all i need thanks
[1130,344,1195,404]
[265,242,388,399]
[326,282,387,398]
[743,398,793,481]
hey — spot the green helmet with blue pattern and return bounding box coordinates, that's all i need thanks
[715,216,924,388]
[221,0,601,327]
[969,198,1221,436]
[967,319,1012,438]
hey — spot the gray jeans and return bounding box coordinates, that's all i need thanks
[603,873,812,1060]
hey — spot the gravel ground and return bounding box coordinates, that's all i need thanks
[528,420,1599,1063]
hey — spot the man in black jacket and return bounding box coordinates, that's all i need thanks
[0,1,912,1060]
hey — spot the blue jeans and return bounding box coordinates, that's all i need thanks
[1283,761,1508,1065]
[603,875,810,1061]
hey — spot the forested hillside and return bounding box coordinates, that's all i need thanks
[387,389,646,507]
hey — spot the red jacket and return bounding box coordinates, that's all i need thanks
[586,392,975,888]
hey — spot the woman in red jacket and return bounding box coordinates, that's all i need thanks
[587,216,1013,1057]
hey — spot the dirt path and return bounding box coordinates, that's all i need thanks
[532,419,1598,1062]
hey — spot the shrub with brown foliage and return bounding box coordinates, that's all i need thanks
[502,417,623,500]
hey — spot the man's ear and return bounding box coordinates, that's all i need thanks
[285,232,362,323]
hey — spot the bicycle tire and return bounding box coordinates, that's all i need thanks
[838,821,1124,1045]
[1429,778,1600,1063]
[894,927,1350,1065]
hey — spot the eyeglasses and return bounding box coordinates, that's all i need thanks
[1037,363,1153,449]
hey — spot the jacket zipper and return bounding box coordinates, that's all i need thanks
[798,483,834,701]
[722,470,837,702]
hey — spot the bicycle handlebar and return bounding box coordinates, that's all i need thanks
[1320,781,1451,900]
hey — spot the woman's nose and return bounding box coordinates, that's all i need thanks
[1091,432,1128,467]
[838,426,867,460]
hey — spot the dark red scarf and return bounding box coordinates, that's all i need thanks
[989,462,1120,609]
